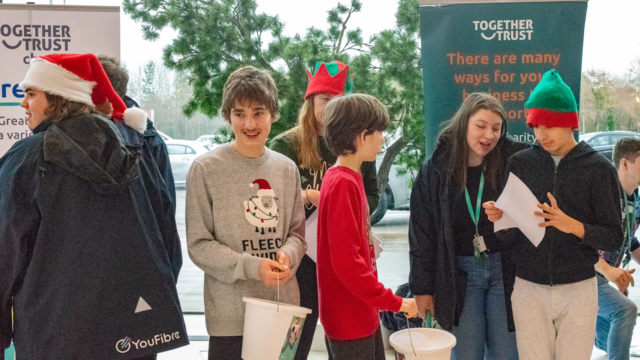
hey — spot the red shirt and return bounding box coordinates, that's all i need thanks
[317,166,402,340]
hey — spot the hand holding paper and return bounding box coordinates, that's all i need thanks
[483,201,503,223]
[490,172,546,247]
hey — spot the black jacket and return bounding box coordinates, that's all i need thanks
[114,121,182,282]
[408,136,529,332]
[505,142,623,285]
[123,96,176,208]
[0,115,188,359]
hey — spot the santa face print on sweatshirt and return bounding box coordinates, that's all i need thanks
[244,179,280,235]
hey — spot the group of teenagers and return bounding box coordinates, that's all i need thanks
[0,52,638,360]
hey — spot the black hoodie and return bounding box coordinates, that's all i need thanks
[504,142,623,286]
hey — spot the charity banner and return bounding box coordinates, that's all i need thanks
[419,0,588,155]
[0,4,120,156]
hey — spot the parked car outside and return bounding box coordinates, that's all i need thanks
[195,134,229,150]
[166,140,209,186]
[579,131,640,162]
[370,152,411,225]
[156,130,173,142]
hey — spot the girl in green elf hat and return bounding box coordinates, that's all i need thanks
[484,69,623,360]
[269,61,379,359]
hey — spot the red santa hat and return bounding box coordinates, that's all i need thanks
[19,53,147,133]
[250,179,275,197]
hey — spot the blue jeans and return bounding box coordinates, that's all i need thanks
[595,273,638,360]
[451,253,518,360]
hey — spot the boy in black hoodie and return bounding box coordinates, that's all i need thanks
[484,70,622,360]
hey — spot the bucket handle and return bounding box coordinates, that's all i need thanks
[405,312,427,357]
[276,269,281,313]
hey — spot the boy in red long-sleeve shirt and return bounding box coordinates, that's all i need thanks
[318,94,418,360]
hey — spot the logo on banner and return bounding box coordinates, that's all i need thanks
[473,20,533,41]
[0,24,72,64]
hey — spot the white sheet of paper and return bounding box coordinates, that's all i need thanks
[305,210,318,262]
[371,231,383,260]
[494,172,546,247]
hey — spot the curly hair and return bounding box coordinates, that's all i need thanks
[43,93,113,123]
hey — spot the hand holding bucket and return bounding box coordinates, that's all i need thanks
[399,298,419,318]
[259,251,292,287]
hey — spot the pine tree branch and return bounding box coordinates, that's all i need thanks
[335,8,353,54]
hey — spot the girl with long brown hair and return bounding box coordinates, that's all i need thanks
[408,93,529,360]
[270,61,379,359]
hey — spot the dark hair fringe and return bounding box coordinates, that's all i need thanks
[439,92,508,193]
[221,66,279,123]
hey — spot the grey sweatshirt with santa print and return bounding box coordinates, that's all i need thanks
[186,143,306,337]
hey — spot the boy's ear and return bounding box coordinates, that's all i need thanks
[354,131,367,150]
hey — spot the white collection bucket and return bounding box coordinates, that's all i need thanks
[389,328,456,360]
[241,297,312,360]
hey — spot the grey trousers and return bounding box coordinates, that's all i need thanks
[511,277,598,360]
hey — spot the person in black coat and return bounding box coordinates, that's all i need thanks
[99,55,181,279]
[98,55,176,208]
[409,93,528,360]
[0,54,188,360]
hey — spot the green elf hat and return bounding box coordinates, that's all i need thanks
[525,69,579,129]
[304,61,354,99]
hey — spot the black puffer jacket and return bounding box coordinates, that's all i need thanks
[408,136,529,332]
[0,115,188,359]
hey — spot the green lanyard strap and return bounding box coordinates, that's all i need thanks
[464,172,484,235]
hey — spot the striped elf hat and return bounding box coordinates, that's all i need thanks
[525,69,578,129]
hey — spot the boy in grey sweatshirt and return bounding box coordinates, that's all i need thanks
[186,66,306,360]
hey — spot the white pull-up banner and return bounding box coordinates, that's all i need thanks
[0,4,120,156]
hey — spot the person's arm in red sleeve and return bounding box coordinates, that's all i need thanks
[324,178,402,312]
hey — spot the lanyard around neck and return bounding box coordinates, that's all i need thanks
[464,172,484,235]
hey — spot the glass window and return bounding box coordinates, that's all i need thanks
[610,134,628,145]
[167,145,186,155]
[185,146,197,155]
[588,135,610,147]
